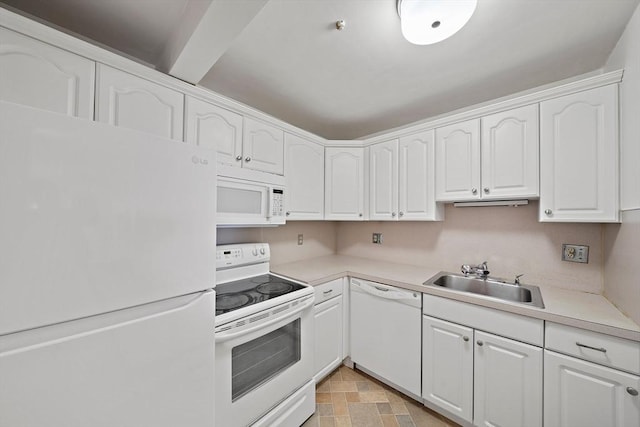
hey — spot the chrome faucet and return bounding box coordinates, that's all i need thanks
[461,262,490,279]
[514,274,524,286]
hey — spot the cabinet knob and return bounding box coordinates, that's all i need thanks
[286,211,290,216]
[544,209,552,215]
[399,212,404,217]
[235,155,242,161]
[392,212,397,217]
[628,387,639,396]
[477,340,484,346]
[483,187,490,194]
[463,336,469,342]
[358,213,363,217]
[471,188,478,195]
[245,156,252,162]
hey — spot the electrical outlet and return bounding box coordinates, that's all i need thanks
[372,233,383,244]
[297,234,303,245]
[562,244,589,263]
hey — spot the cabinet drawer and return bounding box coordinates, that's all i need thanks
[314,279,343,304]
[423,294,543,346]
[545,322,640,374]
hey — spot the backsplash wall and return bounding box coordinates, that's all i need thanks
[217,221,337,265]
[336,202,604,293]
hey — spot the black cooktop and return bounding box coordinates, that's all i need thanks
[215,274,306,315]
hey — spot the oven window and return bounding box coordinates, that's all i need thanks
[231,319,301,401]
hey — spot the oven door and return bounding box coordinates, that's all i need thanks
[215,295,314,427]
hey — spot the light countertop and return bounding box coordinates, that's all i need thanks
[271,254,640,342]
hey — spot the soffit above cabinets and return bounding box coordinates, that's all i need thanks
[1,0,639,139]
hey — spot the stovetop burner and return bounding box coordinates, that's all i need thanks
[215,274,306,315]
[216,293,253,312]
[256,281,294,295]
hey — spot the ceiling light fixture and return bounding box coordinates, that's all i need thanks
[397,0,477,45]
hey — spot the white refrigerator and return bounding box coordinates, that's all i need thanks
[0,101,217,426]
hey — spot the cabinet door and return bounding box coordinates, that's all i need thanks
[325,147,365,220]
[422,316,473,423]
[313,296,343,382]
[96,64,184,140]
[242,117,284,175]
[474,331,542,427]
[399,130,442,221]
[0,27,94,119]
[369,140,398,221]
[481,105,539,199]
[435,119,481,201]
[185,96,242,165]
[540,85,619,222]
[284,133,324,220]
[544,350,640,427]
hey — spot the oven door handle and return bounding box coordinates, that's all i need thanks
[215,297,313,343]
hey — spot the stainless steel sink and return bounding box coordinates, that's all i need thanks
[423,272,545,309]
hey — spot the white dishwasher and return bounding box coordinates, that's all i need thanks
[350,278,422,397]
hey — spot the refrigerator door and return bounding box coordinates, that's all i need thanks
[0,290,215,427]
[0,102,216,334]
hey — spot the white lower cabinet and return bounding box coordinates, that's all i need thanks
[422,295,543,427]
[422,316,473,422]
[313,279,344,382]
[473,331,542,427]
[544,350,640,427]
[422,316,542,426]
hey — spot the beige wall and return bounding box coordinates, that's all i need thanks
[603,3,640,325]
[603,210,640,324]
[336,202,604,293]
[217,221,337,265]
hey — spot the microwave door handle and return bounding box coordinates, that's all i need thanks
[266,186,272,220]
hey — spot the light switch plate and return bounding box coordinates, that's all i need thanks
[562,244,589,263]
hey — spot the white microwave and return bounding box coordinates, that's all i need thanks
[217,176,286,227]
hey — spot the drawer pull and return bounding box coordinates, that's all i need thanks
[374,286,389,292]
[576,342,607,353]
[323,290,333,295]
[627,387,639,396]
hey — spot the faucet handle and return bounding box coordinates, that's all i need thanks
[461,264,472,276]
[515,274,524,285]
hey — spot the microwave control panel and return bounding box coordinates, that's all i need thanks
[272,188,284,217]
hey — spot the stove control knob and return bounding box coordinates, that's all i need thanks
[260,248,266,255]
[252,249,258,256]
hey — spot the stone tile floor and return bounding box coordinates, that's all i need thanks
[301,365,460,427]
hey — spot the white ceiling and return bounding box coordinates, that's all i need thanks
[3,0,639,139]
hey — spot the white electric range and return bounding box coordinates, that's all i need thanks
[214,243,315,427]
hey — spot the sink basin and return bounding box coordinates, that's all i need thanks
[424,272,545,309]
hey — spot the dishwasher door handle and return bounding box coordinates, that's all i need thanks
[352,280,418,303]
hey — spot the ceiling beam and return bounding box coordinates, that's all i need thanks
[159,0,268,84]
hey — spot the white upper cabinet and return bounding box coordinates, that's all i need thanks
[242,117,284,175]
[540,85,619,222]
[369,140,398,220]
[284,133,324,220]
[184,96,241,162]
[95,64,184,140]
[0,27,94,119]
[481,104,539,199]
[325,147,365,220]
[436,106,539,202]
[399,130,443,220]
[436,119,481,201]
[369,132,442,221]
[96,64,184,141]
